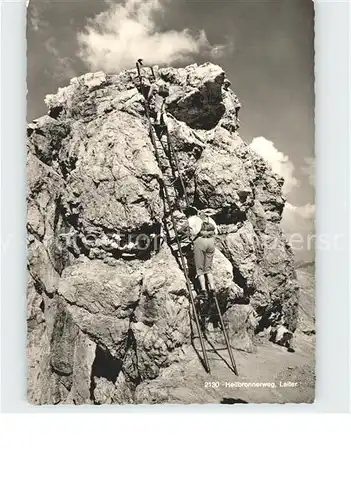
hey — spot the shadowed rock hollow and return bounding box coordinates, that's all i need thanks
[27,62,299,404]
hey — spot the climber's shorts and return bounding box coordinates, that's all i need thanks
[193,236,215,276]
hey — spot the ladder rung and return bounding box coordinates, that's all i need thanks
[165,178,179,186]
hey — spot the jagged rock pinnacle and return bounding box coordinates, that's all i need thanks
[27,62,298,404]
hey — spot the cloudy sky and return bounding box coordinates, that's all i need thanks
[27,0,315,260]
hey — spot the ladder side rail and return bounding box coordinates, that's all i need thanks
[138,63,191,209]
[162,129,191,209]
[151,126,211,373]
[164,129,191,208]
[213,294,238,375]
[136,63,210,373]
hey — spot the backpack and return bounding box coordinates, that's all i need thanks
[199,216,216,236]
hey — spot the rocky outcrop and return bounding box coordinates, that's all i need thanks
[27,62,299,404]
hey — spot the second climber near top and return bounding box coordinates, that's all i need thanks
[147,80,170,127]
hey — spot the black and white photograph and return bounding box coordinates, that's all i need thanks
[26,0,316,405]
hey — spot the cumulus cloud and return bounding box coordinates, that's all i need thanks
[249,137,315,222]
[285,202,315,220]
[77,0,232,72]
[250,137,315,259]
[250,136,299,195]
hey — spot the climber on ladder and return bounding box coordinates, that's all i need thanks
[187,208,218,300]
[147,80,169,128]
[136,59,169,129]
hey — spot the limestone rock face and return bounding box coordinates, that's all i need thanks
[160,63,227,130]
[27,62,299,404]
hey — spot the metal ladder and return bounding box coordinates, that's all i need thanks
[135,63,238,376]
